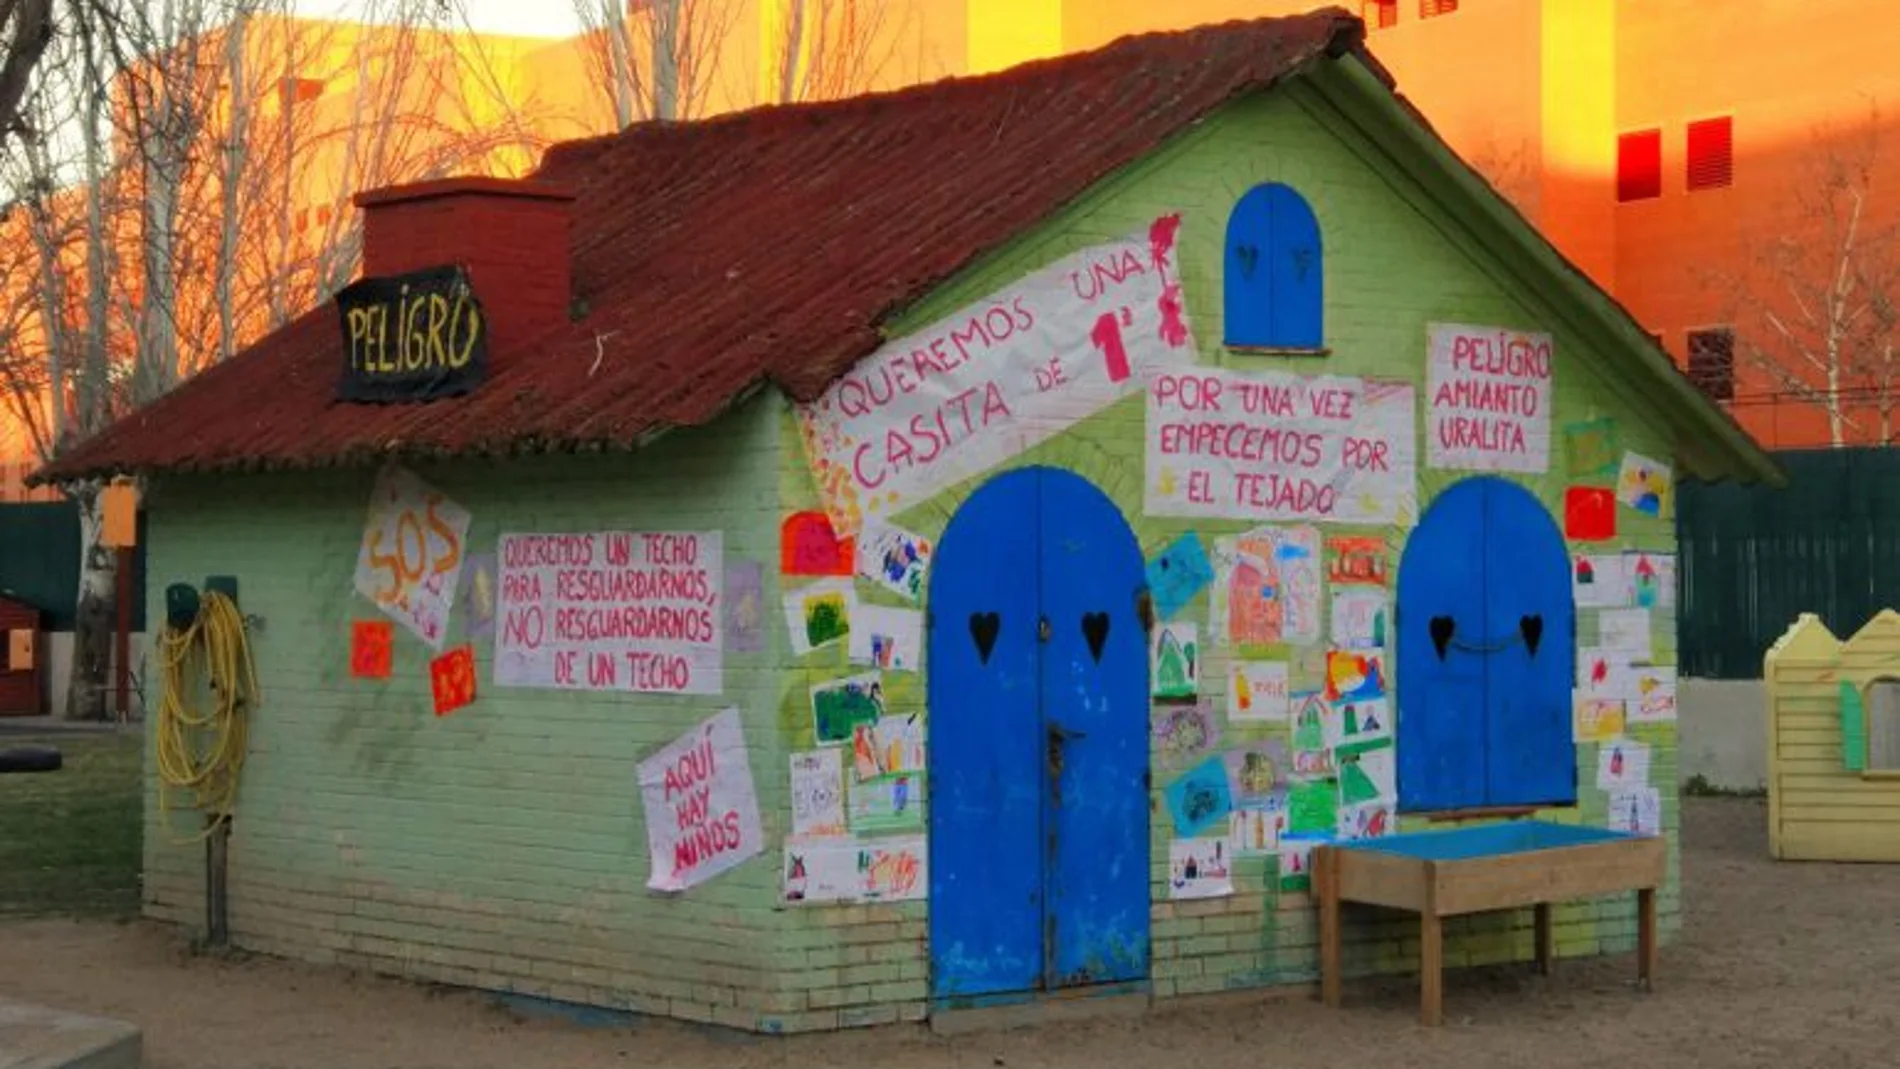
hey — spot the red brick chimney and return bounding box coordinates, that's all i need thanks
[352,176,578,355]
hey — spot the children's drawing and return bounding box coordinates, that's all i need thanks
[456,552,498,641]
[1286,778,1338,836]
[1290,691,1333,777]
[1577,646,1634,701]
[1146,532,1215,621]
[1563,417,1620,479]
[789,749,847,839]
[350,619,393,680]
[851,714,925,782]
[1563,486,1617,541]
[1337,801,1393,841]
[810,671,884,745]
[1151,621,1199,701]
[1596,737,1652,790]
[1329,590,1388,650]
[1168,837,1234,899]
[1598,608,1653,661]
[1228,660,1290,722]
[1277,837,1318,893]
[1608,787,1662,836]
[1616,451,1673,517]
[856,520,932,601]
[1625,550,1675,610]
[784,836,927,903]
[1231,803,1287,856]
[1631,666,1678,722]
[1164,756,1235,837]
[1224,740,1290,808]
[1336,742,1395,807]
[1324,649,1386,702]
[1574,697,1627,742]
[1572,554,1631,610]
[781,510,855,576]
[725,560,765,653]
[1213,526,1321,648]
[848,771,925,833]
[783,579,856,655]
[1153,702,1221,767]
[1324,697,1391,750]
[848,605,923,670]
[1325,535,1387,587]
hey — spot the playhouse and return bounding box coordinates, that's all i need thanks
[40,9,1779,1033]
[1764,611,1900,862]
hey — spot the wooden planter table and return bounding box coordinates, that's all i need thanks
[1314,821,1666,1026]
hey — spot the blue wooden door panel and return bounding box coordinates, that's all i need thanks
[1263,184,1324,350]
[1039,471,1151,989]
[1481,480,1578,806]
[928,469,1044,999]
[1397,477,1490,811]
[1223,186,1274,347]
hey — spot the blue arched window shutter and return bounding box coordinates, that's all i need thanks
[1223,183,1324,350]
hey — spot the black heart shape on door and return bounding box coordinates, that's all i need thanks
[1081,612,1110,663]
[1520,614,1544,657]
[1429,616,1456,661]
[969,612,1000,664]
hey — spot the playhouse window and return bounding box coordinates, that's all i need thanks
[1866,679,1900,771]
[1223,183,1324,351]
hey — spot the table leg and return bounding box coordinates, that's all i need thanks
[1637,887,1658,991]
[1534,902,1553,976]
[1318,849,1342,1009]
[1420,911,1443,1027]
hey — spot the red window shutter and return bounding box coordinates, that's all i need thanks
[1420,0,1459,17]
[1618,129,1663,202]
[1687,116,1734,191]
[1687,328,1736,402]
[1362,0,1399,28]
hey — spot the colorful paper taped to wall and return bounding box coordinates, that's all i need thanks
[428,644,477,716]
[781,511,855,576]
[351,619,393,680]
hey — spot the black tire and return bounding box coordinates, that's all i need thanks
[0,746,63,774]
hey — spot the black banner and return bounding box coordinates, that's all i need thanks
[335,264,488,403]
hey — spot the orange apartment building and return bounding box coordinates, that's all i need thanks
[4,0,1894,501]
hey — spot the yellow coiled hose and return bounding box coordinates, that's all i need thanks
[155,591,258,842]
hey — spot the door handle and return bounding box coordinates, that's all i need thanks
[1047,722,1086,778]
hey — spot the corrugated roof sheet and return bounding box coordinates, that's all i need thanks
[39,8,1369,482]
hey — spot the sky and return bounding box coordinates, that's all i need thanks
[291,0,586,38]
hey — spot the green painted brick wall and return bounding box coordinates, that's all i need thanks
[142,77,1683,1035]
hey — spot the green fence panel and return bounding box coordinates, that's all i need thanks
[0,502,147,631]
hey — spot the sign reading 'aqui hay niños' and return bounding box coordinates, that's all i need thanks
[1145,368,1417,525]
[637,708,763,893]
[1426,322,1553,473]
[797,215,1195,535]
[494,531,723,695]
[335,264,489,403]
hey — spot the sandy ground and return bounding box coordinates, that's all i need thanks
[2,797,1895,1069]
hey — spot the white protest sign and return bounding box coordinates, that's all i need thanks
[1145,368,1416,525]
[352,466,471,650]
[1426,323,1553,473]
[636,708,763,892]
[495,531,723,695]
[797,216,1195,535]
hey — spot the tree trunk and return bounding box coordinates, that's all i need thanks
[64,481,116,722]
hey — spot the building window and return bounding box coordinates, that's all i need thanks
[1223,183,1324,351]
[1617,129,1663,202]
[1419,0,1458,17]
[1687,116,1734,191]
[1687,327,1735,401]
[1362,0,1399,28]
[1865,680,1900,772]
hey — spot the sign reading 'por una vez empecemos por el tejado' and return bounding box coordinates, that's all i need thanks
[334,264,489,402]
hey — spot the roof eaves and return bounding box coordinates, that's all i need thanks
[1310,54,1785,489]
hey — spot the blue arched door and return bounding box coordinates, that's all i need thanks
[1396,476,1575,811]
[928,467,1151,1001]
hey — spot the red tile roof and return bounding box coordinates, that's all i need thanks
[41,9,1373,482]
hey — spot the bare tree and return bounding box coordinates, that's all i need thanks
[769,0,906,104]
[569,0,741,126]
[1703,103,1900,447]
[0,0,54,145]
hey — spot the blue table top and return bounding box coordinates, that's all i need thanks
[1333,820,1646,862]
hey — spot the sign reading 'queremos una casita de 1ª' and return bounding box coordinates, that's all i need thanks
[335,264,489,403]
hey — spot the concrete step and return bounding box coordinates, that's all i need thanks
[0,999,141,1069]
